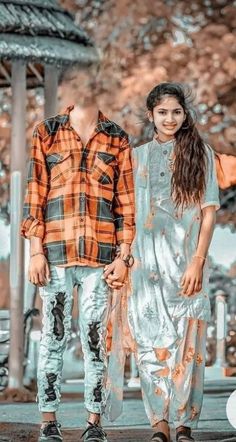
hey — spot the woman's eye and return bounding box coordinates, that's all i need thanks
[158,111,166,114]
[175,110,182,114]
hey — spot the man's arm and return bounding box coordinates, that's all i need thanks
[103,137,135,288]
[112,136,135,246]
[21,127,49,239]
[28,237,50,286]
[21,127,50,286]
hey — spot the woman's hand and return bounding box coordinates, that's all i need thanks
[28,254,50,287]
[103,258,128,289]
[180,257,205,296]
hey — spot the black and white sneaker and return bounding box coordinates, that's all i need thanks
[150,431,169,442]
[38,421,63,441]
[176,427,194,441]
[81,422,107,441]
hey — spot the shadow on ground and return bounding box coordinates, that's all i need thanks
[0,423,236,442]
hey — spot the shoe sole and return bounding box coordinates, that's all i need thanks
[151,438,173,442]
[83,439,107,442]
[38,438,63,442]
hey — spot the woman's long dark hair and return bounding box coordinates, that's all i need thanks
[146,82,207,210]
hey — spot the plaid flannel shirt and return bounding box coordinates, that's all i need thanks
[21,106,135,266]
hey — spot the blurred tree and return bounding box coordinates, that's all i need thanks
[0,0,236,222]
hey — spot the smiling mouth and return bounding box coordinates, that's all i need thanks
[164,125,177,129]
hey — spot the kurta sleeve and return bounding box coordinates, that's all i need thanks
[21,127,49,239]
[201,145,220,211]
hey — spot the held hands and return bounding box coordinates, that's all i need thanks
[180,256,205,296]
[28,254,50,287]
[102,257,128,289]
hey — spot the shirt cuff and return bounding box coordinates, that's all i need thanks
[21,217,45,239]
[116,227,135,245]
[200,201,220,211]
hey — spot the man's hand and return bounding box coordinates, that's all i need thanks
[103,258,128,289]
[28,254,50,286]
[180,257,204,296]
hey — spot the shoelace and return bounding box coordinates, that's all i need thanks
[42,421,62,436]
[81,422,106,439]
[177,427,194,441]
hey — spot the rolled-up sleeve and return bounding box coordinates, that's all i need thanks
[201,145,220,211]
[21,127,49,239]
[113,136,135,244]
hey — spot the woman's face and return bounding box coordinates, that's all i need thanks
[149,95,185,142]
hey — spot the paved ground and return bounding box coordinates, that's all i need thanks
[0,379,236,441]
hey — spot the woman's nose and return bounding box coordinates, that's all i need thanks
[165,114,175,123]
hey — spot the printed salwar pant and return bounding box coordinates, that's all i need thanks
[37,265,111,414]
[136,317,207,429]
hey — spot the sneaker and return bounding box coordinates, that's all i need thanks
[38,421,63,441]
[81,422,107,441]
[150,432,169,442]
[176,427,194,441]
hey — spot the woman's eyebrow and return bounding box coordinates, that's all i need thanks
[157,107,183,111]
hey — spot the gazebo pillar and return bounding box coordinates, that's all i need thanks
[8,60,26,388]
[44,65,58,118]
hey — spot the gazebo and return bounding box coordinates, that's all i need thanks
[0,0,98,392]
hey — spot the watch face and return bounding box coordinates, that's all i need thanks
[130,255,134,266]
[127,254,134,267]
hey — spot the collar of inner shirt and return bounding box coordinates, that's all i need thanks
[62,105,113,137]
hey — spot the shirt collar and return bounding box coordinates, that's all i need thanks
[62,105,112,134]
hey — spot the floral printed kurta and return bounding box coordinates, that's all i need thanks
[128,138,220,350]
[105,138,220,423]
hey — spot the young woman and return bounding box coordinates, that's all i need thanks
[128,83,220,442]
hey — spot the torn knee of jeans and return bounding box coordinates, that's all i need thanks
[154,347,171,361]
[51,292,65,341]
[45,372,57,402]
[88,321,102,362]
[93,380,102,402]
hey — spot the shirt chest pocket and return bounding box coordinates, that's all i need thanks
[91,151,116,185]
[46,152,72,184]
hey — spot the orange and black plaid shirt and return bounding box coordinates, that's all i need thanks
[21,106,135,267]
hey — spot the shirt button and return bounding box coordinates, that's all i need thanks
[80,218,84,223]
[163,150,167,155]
[80,196,85,201]
[160,172,165,176]
[81,178,86,183]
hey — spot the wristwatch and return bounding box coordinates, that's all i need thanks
[121,254,134,268]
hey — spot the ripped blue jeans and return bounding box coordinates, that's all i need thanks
[38,265,111,414]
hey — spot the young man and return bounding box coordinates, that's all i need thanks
[21,63,135,442]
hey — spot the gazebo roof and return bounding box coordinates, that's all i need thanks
[0,0,98,86]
